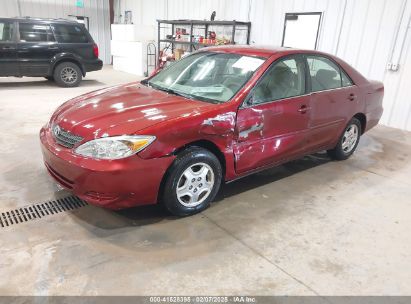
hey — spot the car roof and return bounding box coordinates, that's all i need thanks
[200,45,330,58]
[0,17,80,25]
[199,45,303,58]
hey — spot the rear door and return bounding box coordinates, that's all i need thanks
[17,22,60,76]
[304,55,359,151]
[234,55,311,174]
[0,19,18,76]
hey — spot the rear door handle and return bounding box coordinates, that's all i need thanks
[298,105,310,113]
[348,93,356,101]
[2,46,16,50]
[48,46,59,50]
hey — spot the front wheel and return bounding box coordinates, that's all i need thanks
[327,117,361,160]
[161,147,222,216]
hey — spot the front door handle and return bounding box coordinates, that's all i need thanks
[2,46,16,50]
[298,105,310,114]
[48,46,59,50]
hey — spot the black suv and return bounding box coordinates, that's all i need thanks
[0,17,103,87]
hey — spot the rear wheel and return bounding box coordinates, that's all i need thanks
[327,117,361,160]
[54,62,82,87]
[161,147,222,216]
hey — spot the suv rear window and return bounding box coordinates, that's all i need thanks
[19,23,55,42]
[51,24,89,43]
[0,22,14,42]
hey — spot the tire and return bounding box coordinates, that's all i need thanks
[327,117,362,160]
[161,147,223,216]
[53,62,82,87]
[45,76,54,81]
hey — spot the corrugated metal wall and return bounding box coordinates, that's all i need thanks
[116,0,411,131]
[1,0,111,64]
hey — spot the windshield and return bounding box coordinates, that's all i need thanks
[148,52,265,103]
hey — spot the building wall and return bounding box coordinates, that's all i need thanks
[115,0,411,131]
[1,0,112,64]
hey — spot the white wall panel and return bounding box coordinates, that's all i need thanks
[1,0,111,64]
[1,0,20,17]
[114,0,411,130]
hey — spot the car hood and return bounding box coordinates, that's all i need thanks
[52,82,214,140]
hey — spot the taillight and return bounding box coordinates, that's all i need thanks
[93,43,99,58]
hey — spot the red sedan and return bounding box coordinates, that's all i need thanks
[40,46,384,216]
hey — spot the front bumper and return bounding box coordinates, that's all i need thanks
[40,126,175,209]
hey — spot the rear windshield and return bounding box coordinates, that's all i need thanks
[51,24,89,43]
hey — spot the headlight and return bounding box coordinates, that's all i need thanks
[74,135,155,160]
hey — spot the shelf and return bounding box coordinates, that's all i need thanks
[159,39,220,47]
[156,19,251,54]
[157,19,251,26]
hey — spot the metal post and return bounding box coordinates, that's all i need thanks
[231,22,236,44]
[17,0,22,17]
[246,22,251,44]
[171,23,175,53]
[189,22,193,52]
[157,21,161,61]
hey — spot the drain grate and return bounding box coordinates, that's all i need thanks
[0,196,87,228]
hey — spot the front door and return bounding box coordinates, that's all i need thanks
[17,22,60,76]
[0,20,17,76]
[234,55,310,174]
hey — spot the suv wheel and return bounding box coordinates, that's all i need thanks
[54,62,82,87]
[162,147,223,216]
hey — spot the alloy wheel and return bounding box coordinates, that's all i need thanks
[61,67,78,84]
[176,162,215,207]
[342,124,359,153]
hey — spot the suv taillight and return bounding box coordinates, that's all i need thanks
[93,43,99,58]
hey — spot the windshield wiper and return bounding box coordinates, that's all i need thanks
[149,82,194,100]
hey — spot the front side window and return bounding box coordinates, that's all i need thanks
[19,23,55,42]
[148,52,265,103]
[307,55,353,92]
[0,22,14,42]
[52,24,89,43]
[251,56,306,104]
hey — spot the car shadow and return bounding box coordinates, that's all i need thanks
[72,152,331,229]
[216,152,330,201]
[0,79,104,88]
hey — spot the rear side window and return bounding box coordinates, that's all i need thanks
[0,22,14,42]
[19,23,55,42]
[307,56,342,92]
[341,71,353,87]
[52,24,89,43]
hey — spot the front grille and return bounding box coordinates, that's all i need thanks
[52,124,83,148]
